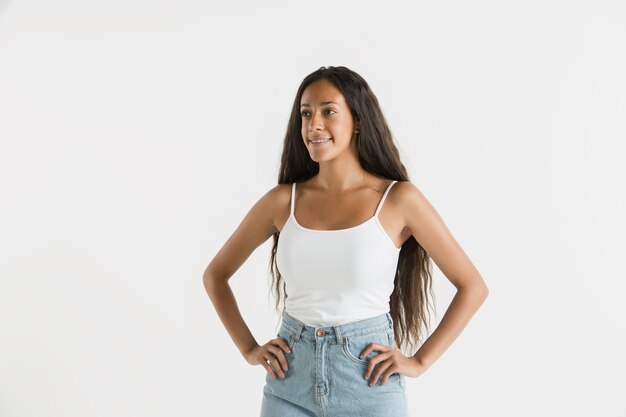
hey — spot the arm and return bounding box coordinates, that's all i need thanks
[202,184,285,359]
[203,272,260,358]
[397,181,489,371]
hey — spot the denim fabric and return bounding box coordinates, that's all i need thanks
[259,311,409,417]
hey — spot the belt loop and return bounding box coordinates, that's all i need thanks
[334,324,342,344]
[294,323,304,341]
[386,312,393,330]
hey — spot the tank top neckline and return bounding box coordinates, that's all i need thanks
[289,211,377,233]
[286,180,401,250]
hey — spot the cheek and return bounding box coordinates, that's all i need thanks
[332,121,352,137]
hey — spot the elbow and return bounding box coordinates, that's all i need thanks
[461,281,489,301]
[202,269,216,292]
[202,272,211,293]
[202,267,229,292]
[479,283,489,301]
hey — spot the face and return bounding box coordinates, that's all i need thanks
[300,79,359,162]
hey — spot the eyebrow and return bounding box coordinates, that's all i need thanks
[300,101,340,108]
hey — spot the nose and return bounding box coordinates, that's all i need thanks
[308,110,324,131]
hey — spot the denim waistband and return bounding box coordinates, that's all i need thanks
[280,311,393,344]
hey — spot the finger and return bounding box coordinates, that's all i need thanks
[264,357,281,379]
[268,345,289,372]
[261,361,277,379]
[379,365,398,385]
[275,337,292,355]
[368,360,393,387]
[364,351,391,379]
[266,354,285,378]
[269,345,287,370]
[359,342,386,359]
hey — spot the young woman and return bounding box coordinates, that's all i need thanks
[203,66,489,416]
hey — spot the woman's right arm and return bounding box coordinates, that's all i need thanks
[202,184,291,378]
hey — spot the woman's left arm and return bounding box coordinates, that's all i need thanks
[398,181,489,372]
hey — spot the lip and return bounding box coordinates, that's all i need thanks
[308,137,332,147]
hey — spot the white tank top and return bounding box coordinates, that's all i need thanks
[276,180,401,326]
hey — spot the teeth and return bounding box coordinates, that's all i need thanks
[310,138,330,143]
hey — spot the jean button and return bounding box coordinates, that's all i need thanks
[316,330,325,336]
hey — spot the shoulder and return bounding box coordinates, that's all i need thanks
[388,180,427,203]
[388,180,439,233]
[258,182,292,203]
[241,183,292,224]
[259,183,294,233]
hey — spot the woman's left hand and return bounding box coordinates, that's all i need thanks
[360,343,427,386]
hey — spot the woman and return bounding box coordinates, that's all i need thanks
[203,66,489,416]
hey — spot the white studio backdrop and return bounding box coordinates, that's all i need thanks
[0,0,624,416]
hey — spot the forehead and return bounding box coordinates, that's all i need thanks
[300,79,346,107]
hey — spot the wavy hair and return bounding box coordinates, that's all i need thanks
[268,65,435,357]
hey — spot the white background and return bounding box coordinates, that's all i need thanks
[1,0,625,416]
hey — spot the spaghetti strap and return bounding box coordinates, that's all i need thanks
[374,180,398,218]
[290,183,296,216]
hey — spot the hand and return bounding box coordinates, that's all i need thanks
[360,342,427,387]
[244,338,291,380]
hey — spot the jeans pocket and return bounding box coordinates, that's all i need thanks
[387,330,406,389]
[266,328,296,383]
[341,329,392,365]
[277,328,297,353]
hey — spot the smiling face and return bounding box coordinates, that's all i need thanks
[300,78,359,163]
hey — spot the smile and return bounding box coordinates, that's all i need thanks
[309,138,332,146]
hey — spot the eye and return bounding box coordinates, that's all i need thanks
[300,109,336,117]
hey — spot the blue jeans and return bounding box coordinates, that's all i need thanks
[260,311,409,417]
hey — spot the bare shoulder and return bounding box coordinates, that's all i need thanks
[203,183,291,282]
[267,182,293,233]
[390,180,487,292]
[251,182,292,234]
[390,180,430,207]
[388,180,440,235]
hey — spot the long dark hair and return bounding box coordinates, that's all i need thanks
[268,65,435,356]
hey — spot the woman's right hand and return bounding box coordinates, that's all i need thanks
[244,338,291,379]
